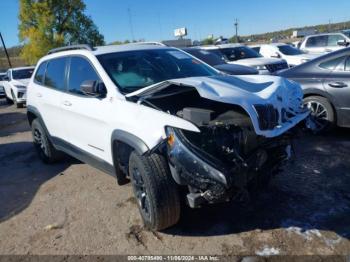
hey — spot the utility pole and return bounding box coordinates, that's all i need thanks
[128,8,135,42]
[0,32,12,68]
[234,18,239,43]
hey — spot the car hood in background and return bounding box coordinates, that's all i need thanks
[214,63,258,75]
[284,53,319,65]
[228,57,285,66]
[11,79,31,86]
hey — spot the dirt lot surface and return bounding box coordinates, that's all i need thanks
[0,101,350,256]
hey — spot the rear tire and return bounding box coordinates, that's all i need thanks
[128,151,180,230]
[31,119,63,164]
[304,96,335,134]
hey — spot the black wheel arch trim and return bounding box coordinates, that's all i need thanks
[111,129,149,155]
[27,105,55,145]
[303,88,337,107]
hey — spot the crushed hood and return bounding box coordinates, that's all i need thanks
[126,75,300,105]
[126,75,308,137]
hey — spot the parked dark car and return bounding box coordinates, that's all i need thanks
[278,47,350,133]
[182,47,258,75]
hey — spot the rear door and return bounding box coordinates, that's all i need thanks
[322,56,350,126]
[33,57,67,139]
[59,56,112,162]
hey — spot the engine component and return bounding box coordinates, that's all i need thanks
[180,107,214,126]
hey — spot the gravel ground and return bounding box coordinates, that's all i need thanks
[0,100,349,256]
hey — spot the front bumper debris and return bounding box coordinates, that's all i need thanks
[165,127,294,208]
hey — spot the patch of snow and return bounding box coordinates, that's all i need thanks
[255,246,280,256]
[323,236,342,248]
[285,226,322,241]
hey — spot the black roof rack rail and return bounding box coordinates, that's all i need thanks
[47,44,94,55]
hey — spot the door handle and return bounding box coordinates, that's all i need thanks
[36,93,42,97]
[328,82,348,88]
[63,101,72,106]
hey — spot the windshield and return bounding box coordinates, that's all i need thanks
[219,46,262,61]
[12,68,34,80]
[184,49,225,66]
[277,45,304,55]
[97,49,218,94]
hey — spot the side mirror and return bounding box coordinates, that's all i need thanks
[337,39,348,46]
[80,80,107,98]
[271,52,281,58]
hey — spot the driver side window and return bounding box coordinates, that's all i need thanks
[68,57,101,95]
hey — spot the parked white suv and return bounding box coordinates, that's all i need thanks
[27,44,309,230]
[2,66,35,107]
[299,33,350,54]
[201,44,289,74]
[259,43,318,67]
[0,72,6,98]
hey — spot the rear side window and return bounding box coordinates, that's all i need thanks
[44,57,67,90]
[34,62,47,84]
[67,57,101,94]
[306,36,327,47]
[319,56,346,70]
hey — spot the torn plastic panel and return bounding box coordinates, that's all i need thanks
[165,126,294,208]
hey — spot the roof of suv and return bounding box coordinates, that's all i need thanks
[216,43,245,48]
[305,32,347,38]
[92,44,171,56]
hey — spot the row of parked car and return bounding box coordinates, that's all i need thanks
[180,41,350,133]
[0,38,348,231]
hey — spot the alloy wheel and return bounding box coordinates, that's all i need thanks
[131,167,151,220]
[33,128,48,156]
[305,101,329,132]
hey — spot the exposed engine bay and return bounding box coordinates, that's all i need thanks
[130,84,297,207]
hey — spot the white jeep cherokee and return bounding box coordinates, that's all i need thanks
[27,44,309,230]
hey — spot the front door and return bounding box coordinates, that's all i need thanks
[59,56,112,164]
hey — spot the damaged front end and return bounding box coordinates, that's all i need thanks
[165,123,293,208]
[127,75,308,207]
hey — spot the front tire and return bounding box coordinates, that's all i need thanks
[31,119,63,163]
[128,151,180,230]
[304,96,335,134]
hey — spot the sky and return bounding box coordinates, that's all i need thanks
[0,0,349,47]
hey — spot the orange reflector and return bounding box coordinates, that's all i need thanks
[167,133,175,147]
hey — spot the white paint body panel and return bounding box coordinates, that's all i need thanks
[259,44,319,67]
